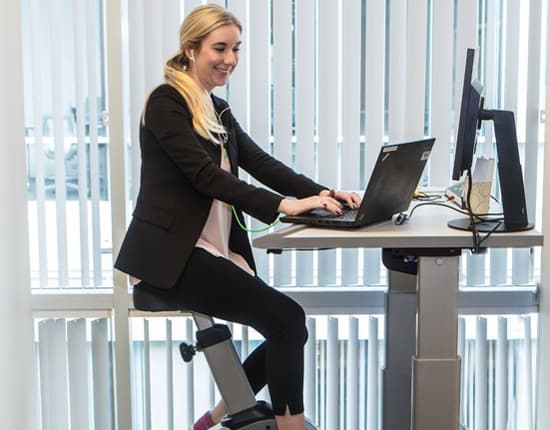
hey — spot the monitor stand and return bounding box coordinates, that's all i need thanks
[448,109,534,233]
[447,217,534,232]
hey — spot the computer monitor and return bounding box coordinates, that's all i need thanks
[451,49,482,181]
[448,49,533,232]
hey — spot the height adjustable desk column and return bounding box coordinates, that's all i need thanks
[253,205,542,430]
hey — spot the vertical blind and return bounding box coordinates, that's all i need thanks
[22,0,109,289]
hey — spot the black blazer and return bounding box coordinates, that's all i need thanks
[115,84,325,288]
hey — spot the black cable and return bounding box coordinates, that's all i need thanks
[407,201,502,220]
[463,169,482,252]
[476,220,503,248]
[406,175,505,253]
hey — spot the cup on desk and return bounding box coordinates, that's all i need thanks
[463,180,492,215]
[463,156,494,215]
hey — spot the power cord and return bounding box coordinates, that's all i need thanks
[407,201,503,221]
[463,169,506,252]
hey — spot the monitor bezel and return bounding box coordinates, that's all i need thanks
[451,49,483,181]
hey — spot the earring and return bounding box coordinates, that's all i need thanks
[183,63,188,71]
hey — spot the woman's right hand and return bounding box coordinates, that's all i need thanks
[278,195,344,216]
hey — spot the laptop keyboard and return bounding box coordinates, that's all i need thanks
[331,209,358,221]
[311,208,358,221]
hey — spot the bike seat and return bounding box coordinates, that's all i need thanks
[132,282,188,312]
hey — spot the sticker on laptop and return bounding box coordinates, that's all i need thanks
[382,145,398,152]
[420,150,431,161]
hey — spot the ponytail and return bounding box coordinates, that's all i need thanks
[142,51,227,146]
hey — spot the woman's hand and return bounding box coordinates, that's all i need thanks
[277,189,362,216]
[318,189,362,210]
[278,195,342,216]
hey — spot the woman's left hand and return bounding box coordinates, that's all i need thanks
[319,189,362,209]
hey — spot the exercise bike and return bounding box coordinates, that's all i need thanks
[134,284,318,430]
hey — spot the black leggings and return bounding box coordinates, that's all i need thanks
[140,248,307,416]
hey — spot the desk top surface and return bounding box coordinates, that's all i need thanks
[253,203,543,250]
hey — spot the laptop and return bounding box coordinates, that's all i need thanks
[280,138,435,228]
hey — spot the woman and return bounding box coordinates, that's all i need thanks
[115,5,361,430]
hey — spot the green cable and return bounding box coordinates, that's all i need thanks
[222,145,280,233]
[231,205,280,233]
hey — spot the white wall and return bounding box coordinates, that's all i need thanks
[0,0,36,428]
[536,2,550,428]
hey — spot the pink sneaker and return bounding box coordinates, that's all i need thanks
[193,411,215,430]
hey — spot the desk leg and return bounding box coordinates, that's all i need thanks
[412,255,461,430]
[383,270,417,430]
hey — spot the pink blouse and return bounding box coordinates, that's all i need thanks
[194,148,255,276]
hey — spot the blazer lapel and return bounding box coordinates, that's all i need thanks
[212,97,237,173]
[224,130,237,174]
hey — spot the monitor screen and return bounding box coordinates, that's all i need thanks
[451,49,484,181]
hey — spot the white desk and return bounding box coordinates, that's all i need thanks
[253,204,543,430]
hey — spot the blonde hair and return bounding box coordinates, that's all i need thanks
[161,4,242,144]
